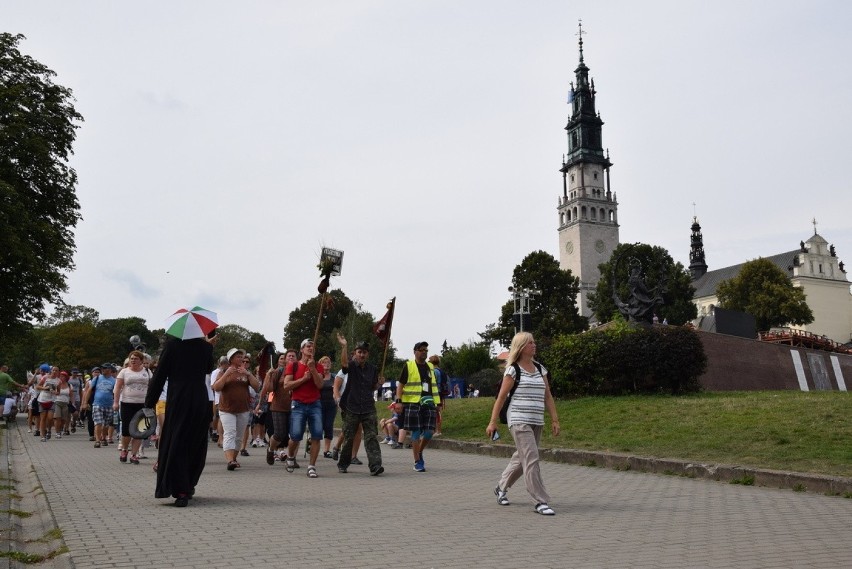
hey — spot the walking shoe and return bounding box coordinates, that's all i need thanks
[370,465,385,476]
[119,450,128,463]
[323,451,333,459]
[413,460,425,472]
[494,486,510,506]
[239,449,250,457]
[391,442,401,449]
[34,430,40,437]
[40,437,47,442]
[89,436,95,441]
[266,448,275,466]
[350,457,363,465]
[285,458,295,473]
[307,465,318,478]
[129,454,140,465]
[256,438,266,447]
[534,503,555,515]
[338,465,348,474]
[94,441,101,448]
[331,447,339,461]
[227,461,239,471]
[251,438,258,448]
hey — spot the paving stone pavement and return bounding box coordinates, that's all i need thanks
[5,417,852,569]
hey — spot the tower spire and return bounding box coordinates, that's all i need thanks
[689,215,708,280]
[577,19,585,64]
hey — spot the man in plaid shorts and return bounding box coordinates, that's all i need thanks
[394,341,441,473]
[87,363,116,447]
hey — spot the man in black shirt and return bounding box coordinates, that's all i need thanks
[336,333,384,476]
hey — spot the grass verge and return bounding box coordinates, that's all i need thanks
[376,391,852,477]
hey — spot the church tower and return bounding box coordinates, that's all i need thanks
[689,216,708,280]
[557,23,619,318]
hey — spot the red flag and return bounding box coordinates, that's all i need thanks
[373,297,396,347]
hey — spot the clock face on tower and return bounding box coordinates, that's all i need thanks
[595,239,605,254]
[565,241,574,254]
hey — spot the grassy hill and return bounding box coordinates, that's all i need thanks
[379,391,852,478]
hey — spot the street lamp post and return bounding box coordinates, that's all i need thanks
[508,285,541,334]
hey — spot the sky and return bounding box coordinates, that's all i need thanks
[4,1,852,355]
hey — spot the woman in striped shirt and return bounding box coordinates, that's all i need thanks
[486,332,560,515]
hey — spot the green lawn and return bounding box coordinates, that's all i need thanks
[378,391,852,478]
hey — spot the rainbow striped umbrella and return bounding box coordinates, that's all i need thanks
[164,306,219,340]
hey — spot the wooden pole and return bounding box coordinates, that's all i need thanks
[379,297,396,380]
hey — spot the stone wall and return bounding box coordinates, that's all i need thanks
[696,330,851,391]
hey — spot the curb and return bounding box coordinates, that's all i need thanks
[428,437,852,496]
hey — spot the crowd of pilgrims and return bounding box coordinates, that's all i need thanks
[14,340,436,491]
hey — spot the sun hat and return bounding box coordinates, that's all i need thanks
[226,348,245,362]
[128,407,157,439]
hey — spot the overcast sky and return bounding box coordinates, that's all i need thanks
[4,1,851,355]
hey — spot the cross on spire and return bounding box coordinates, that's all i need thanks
[812,217,818,235]
[577,19,586,62]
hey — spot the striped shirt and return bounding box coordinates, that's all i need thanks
[505,363,548,427]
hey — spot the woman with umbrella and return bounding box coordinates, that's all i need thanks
[144,307,218,507]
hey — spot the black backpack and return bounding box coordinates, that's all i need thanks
[498,361,543,424]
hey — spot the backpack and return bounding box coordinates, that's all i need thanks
[498,361,543,424]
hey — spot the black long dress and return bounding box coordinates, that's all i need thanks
[144,337,213,499]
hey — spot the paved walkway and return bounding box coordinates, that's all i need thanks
[4,417,852,569]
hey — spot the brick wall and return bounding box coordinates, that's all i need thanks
[696,330,852,391]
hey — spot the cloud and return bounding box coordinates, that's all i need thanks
[105,272,161,300]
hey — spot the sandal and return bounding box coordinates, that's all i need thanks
[285,458,295,473]
[227,460,239,471]
[307,465,318,478]
[534,503,555,516]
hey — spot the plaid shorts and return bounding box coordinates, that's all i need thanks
[92,405,114,426]
[401,403,437,432]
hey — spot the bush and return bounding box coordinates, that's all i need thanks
[468,368,503,397]
[542,323,706,396]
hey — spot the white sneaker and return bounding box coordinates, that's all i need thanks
[257,438,266,447]
[251,438,258,448]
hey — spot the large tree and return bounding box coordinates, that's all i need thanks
[715,258,813,331]
[283,289,355,360]
[213,324,271,362]
[336,306,397,372]
[589,243,697,325]
[481,250,585,350]
[0,34,83,340]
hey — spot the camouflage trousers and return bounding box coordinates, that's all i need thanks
[338,408,382,470]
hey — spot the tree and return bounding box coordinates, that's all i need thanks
[716,258,814,331]
[336,307,397,372]
[98,316,160,359]
[589,243,697,325]
[0,34,84,341]
[38,320,111,371]
[214,324,271,362]
[441,342,495,378]
[481,250,586,350]
[44,304,100,327]
[282,289,355,361]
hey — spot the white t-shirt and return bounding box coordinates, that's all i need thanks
[505,363,548,427]
[116,367,151,404]
[211,368,223,404]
